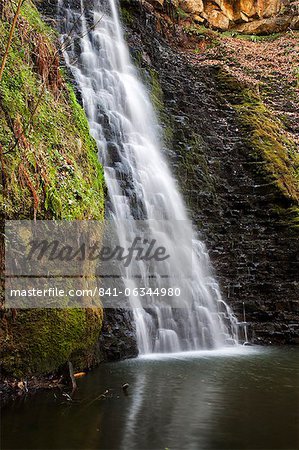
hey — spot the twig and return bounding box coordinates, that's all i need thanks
[0,0,24,83]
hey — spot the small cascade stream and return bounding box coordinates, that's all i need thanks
[57,0,239,353]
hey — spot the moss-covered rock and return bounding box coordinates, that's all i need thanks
[0,1,105,377]
[0,309,103,377]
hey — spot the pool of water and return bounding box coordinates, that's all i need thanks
[2,346,299,449]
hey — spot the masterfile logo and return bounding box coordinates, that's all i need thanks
[27,237,170,267]
[5,220,192,309]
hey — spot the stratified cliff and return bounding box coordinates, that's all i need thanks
[121,0,299,344]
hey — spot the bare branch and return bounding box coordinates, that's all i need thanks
[0,0,24,83]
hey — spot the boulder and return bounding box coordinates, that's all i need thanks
[234,14,299,33]
[239,0,260,17]
[202,1,230,29]
[208,9,230,29]
[180,0,204,14]
[213,0,241,21]
[257,0,282,18]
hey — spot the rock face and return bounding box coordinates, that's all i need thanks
[213,0,282,21]
[120,1,299,345]
[181,0,204,14]
[98,310,138,361]
[147,0,299,32]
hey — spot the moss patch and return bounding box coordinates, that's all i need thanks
[0,1,105,220]
[235,91,299,202]
[147,67,173,145]
[0,309,103,377]
[216,69,299,223]
[0,1,105,377]
[121,6,134,26]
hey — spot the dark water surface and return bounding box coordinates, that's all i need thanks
[2,347,299,450]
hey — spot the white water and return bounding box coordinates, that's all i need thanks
[58,0,239,353]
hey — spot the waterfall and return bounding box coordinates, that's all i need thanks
[57,0,238,353]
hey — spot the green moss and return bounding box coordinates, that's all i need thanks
[21,1,56,37]
[0,1,105,220]
[149,68,164,112]
[221,30,282,41]
[0,1,105,377]
[121,6,134,26]
[177,134,217,199]
[176,7,189,20]
[184,22,282,43]
[1,309,103,377]
[148,68,173,144]
[216,70,299,224]
[235,91,299,202]
[183,24,220,48]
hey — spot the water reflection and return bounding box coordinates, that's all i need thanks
[2,347,299,450]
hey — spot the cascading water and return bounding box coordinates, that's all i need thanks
[57,0,239,353]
